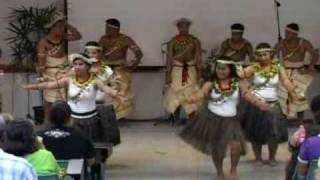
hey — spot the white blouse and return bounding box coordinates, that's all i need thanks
[208,83,239,117]
[252,72,279,102]
[67,79,97,118]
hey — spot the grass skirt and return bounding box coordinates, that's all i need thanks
[180,103,246,158]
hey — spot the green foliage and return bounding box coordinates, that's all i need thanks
[6,5,56,72]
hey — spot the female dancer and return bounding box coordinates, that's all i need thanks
[239,43,299,166]
[23,53,122,142]
[84,41,121,146]
[180,56,268,180]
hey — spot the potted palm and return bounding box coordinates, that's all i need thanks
[6,4,56,72]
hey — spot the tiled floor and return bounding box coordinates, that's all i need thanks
[106,122,292,180]
[106,72,320,180]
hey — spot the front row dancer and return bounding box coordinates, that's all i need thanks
[23,53,124,144]
[180,56,271,180]
[84,41,121,146]
[239,43,301,166]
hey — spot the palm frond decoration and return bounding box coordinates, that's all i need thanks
[6,4,56,72]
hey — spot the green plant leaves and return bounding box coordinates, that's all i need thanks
[6,4,56,72]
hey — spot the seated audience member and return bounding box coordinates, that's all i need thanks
[38,101,95,165]
[315,168,320,180]
[3,120,60,176]
[296,96,320,179]
[0,116,37,180]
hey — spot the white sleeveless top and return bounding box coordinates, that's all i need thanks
[252,72,279,102]
[208,82,239,117]
[67,78,97,119]
[95,66,113,101]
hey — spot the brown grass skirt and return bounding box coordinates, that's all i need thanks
[240,101,288,144]
[180,104,246,159]
[72,115,102,142]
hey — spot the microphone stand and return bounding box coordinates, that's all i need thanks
[274,0,282,42]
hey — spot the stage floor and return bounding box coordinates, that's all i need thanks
[106,122,295,180]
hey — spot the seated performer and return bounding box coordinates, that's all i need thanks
[216,23,253,64]
[99,18,143,120]
[180,56,269,180]
[37,11,82,121]
[275,23,319,122]
[84,41,121,146]
[163,17,202,125]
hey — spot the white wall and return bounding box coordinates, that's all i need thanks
[0,0,320,119]
[68,0,278,65]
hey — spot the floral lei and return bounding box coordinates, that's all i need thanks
[173,35,194,52]
[210,78,238,103]
[253,60,280,79]
[69,73,95,102]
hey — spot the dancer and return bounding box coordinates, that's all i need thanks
[23,53,122,143]
[84,41,121,146]
[37,11,82,120]
[180,56,268,180]
[163,17,202,125]
[274,23,318,122]
[240,43,300,166]
[216,23,253,64]
[99,18,143,119]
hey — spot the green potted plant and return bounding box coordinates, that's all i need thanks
[6,5,56,72]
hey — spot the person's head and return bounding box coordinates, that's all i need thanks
[69,53,97,76]
[311,95,320,124]
[105,18,120,36]
[176,18,192,35]
[49,101,72,127]
[3,120,38,156]
[213,56,238,80]
[84,41,102,59]
[255,43,274,65]
[46,11,66,36]
[0,113,13,146]
[230,23,244,41]
[285,23,299,40]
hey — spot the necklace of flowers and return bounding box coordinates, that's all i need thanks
[69,73,95,102]
[253,60,280,79]
[210,78,238,103]
[173,35,194,52]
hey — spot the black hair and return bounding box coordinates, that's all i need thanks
[73,53,91,66]
[49,101,71,127]
[311,95,320,124]
[286,23,299,31]
[85,41,100,47]
[256,42,272,50]
[211,56,239,81]
[231,23,245,31]
[3,120,38,156]
[106,18,120,28]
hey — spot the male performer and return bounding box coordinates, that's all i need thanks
[216,23,253,64]
[163,18,202,124]
[275,23,319,122]
[99,18,143,119]
[37,11,82,120]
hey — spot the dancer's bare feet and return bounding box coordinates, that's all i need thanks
[266,159,278,167]
[216,175,225,180]
[253,159,264,166]
[216,173,225,180]
[229,171,239,180]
